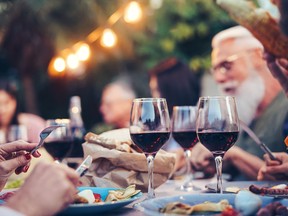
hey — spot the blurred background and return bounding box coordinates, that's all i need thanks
[0,0,239,131]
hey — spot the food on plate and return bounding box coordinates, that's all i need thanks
[73,185,141,205]
[105,184,141,202]
[216,0,288,58]
[159,199,232,214]
[221,207,240,216]
[74,189,98,204]
[234,190,262,216]
[249,184,288,196]
[256,201,288,216]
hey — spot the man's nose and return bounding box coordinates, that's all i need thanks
[213,71,228,84]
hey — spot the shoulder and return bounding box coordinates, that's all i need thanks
[18,113,45,127]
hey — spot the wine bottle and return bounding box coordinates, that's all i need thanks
[68,96,86,157]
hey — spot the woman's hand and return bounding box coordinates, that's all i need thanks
[0,140,41,190]
[6,162,79,216]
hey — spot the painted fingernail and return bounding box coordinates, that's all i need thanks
[24,153,31,160]
[23,165,29,172]
[15,168,21,175]
[36,151,41,156]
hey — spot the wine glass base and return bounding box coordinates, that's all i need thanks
[176,182,201,191]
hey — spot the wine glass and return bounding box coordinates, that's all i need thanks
[196,96,239,193]
[130,98,170,199]
[172,106,198,191]
[7,125,28,142]
[44,119,73,163]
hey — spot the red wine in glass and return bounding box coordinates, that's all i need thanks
[44,139,73,161]
[44,119,73,163]
[172,130,198,150]
[130,98,170,199]
[196,96,239,193]
[172,106,198,191]
[130,131,170,156]
[197,131,239,157]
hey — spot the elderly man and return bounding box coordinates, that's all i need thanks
[97,80,136,133]
[191,26,288,180]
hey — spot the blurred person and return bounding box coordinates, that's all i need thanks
[190,26,288,180]
[0,78,53,182]
[149,57,200,116]
[148,57,201,172]
[95,80,136,134]
[0,140,79,216]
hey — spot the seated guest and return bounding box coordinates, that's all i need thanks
[94,79,136,134]
[0,78,53,182]
[190,26,288,180]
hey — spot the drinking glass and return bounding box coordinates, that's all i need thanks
[7,125,28,142]
[196,96,239,193]
[130,98,170,199]
[44,119,73,163]
[172,106,198,191]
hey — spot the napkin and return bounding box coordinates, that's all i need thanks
[82,128,176,191]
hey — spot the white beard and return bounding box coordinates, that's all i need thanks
[218,73,265,126]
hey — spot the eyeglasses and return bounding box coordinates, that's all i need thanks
[212,54,240,75]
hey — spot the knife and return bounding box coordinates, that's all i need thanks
[75,155,92,177]
[240,120,281,162]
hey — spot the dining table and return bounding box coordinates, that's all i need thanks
[57,175,220,216]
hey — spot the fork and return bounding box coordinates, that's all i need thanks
[30,125,63,154]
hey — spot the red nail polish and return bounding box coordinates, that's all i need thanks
[36,151,41,156]
[23,165,29,172]
[25,153,31,160]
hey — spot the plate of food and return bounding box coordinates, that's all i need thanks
[137,191,288,215]
[205,181,288,194]
[58,185,142,215]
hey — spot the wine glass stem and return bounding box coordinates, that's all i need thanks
[146,155,155,199]
[215,155,223,193]
[184,149,193,183]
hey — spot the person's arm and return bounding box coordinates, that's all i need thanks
[5,162,79,216]
[224,146,264,179]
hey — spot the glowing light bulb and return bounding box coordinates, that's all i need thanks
[75,43,90,61]
[100,28,117,48]
[66,53,79,69]
[124,1,142,23]
[54,57,66,72]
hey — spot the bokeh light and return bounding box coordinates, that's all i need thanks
[100,28,117,48]
[124,1,142,23]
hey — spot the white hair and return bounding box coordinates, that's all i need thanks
[212,25,264,51]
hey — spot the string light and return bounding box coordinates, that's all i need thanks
[124,1,142,23]
[66,53,80,69]
[74,42,91,61]
[49,1,143,78]
[100,28,117,48]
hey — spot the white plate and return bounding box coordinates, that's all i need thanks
[206,181,288,198]
[54,187,142,215]
[137,193,288,216]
